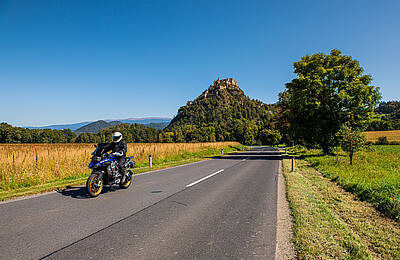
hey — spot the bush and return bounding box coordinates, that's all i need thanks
[376,136,389,145]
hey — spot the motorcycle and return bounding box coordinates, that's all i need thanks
[86,143,135,197]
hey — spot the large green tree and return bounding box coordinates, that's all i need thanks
[284,49,381,154]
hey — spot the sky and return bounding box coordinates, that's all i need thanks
[1,0,399,127]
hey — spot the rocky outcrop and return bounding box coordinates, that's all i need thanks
[200,78,239,99]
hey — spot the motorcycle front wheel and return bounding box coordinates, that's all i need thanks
[86,173,103,197]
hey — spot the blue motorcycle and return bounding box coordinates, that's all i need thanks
[86,143,135,197]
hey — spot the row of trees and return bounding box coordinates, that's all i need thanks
[159,122,281,145]
[367,101,400,131]
[0,123,159,144]
[0,123,76,143]
[0,121,281,146]
[0,121,282,146]
[76,123,159,143]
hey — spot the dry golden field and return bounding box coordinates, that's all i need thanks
[0,142,239,190]
[364,130,400,143]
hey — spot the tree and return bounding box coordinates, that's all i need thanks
[243,122,258,145]
[284,49,381,154]
[337,125,366,165]
[259,129,282,146]
[272,92,291,144]
[159,132,174,143]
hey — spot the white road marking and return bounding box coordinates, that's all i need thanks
[186,169,225,187]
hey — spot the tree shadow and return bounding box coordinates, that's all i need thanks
[209,148,284,161]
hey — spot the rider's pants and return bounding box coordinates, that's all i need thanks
[117,156,126,175]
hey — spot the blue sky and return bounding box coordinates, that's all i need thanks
[1,0,399,126]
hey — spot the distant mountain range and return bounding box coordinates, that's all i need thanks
[26,122,91,131]
[74,120,123,134]
[25,117,172,132]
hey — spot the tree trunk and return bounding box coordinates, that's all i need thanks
[349,151,353,165]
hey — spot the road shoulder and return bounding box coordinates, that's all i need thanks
[276,158,296,259]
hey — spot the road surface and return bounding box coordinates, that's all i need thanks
[0,147,280,259]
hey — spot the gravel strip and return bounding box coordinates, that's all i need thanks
[276,158,296,259]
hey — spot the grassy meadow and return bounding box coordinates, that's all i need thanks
[364,130,400,143]
[294,145,400,222]
[283,157,400,259]
[0,142,242,199]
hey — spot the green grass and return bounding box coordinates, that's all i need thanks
[0,144,247,201]
[283,158,400,259]
[295,145,400,222]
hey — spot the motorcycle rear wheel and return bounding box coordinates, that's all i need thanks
[120,171,133,189]
[86,173,103,197]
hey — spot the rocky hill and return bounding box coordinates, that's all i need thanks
[164,78,277,143]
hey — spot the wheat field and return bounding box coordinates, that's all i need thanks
[364,130,400,143]
[0,142,239,190]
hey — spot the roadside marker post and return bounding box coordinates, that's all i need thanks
[291,156,295,172]
[222,149,224,155]
[149,155,152,168]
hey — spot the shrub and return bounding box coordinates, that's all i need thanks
[376,136,389,145]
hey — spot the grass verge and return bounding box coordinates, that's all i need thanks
[0,144,246,201]
[301,145,400,222]
[283,157,400,259]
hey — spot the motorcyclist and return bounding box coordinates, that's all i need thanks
[105,132,127,178]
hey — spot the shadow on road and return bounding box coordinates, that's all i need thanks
[57,185,119,199]
[56,186,90,199]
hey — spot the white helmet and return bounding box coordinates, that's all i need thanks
[112,132,122,143]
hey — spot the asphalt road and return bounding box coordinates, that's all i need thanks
[0,147,280,259]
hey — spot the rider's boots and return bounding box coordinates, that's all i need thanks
[120,167,128,182]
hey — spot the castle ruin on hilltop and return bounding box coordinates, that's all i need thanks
[200,78,238,99]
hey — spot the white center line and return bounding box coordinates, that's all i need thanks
[186,169,225,187]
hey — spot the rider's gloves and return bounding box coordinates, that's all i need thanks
[112,152,123,156]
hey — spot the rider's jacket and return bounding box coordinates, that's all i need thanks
[105,140,127,158]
